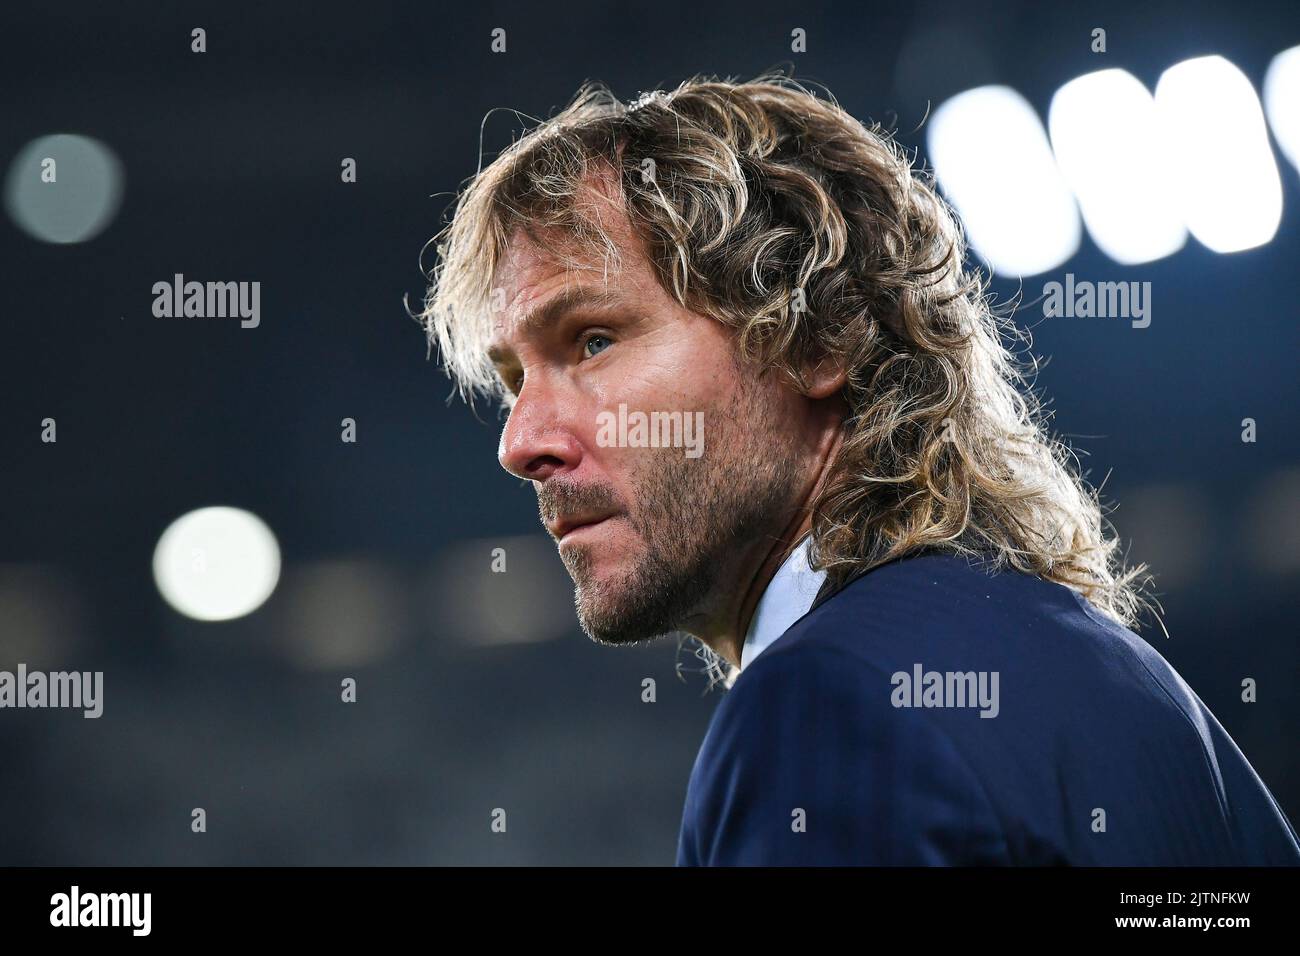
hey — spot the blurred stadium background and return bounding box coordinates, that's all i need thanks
[1,0,1297,864]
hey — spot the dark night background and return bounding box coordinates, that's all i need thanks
[0,0,1296,864]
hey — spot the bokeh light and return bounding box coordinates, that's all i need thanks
[4,133,124,244]
[153,507,281,621]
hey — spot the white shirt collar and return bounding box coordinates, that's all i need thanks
[738,534,828,673]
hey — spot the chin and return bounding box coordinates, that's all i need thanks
[575,609,665,647]
[572,577,662,647]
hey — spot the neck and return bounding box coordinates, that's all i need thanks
[697,426,844,669]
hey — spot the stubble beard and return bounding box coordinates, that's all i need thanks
[544,389,800,647]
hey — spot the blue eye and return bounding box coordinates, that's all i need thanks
[582,334,613,359]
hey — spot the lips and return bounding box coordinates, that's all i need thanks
[549,513,617,542]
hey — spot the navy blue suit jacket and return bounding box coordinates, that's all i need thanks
[676,553,1300,865]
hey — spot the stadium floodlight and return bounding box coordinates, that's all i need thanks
[1155,55,1283,253]
[1264,45,1300,178]
[1049,68,1187,265]
[928,85,1081,277]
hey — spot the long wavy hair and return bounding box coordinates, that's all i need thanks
[417,71,1152,632]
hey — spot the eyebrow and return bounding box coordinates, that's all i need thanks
[487,285,629,364]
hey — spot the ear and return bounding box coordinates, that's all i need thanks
[801,353,848,399]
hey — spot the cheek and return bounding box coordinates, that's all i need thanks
[591,346,730,419]
[581,320,742,486]
[590,362,678,409]
[585,424,646,508]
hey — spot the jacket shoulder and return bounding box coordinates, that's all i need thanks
[678,641,1008,865]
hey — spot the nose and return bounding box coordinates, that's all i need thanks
[497,375,583,482]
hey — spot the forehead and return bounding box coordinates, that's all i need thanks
[490,162,652,320]
[487,225,647,356]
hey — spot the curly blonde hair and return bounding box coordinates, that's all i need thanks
[418,71,1152,629]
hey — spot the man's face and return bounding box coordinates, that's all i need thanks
[488,214,810,647]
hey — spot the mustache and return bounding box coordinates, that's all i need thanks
[536,477,624,528]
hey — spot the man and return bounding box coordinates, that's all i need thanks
[418,74,1300,865]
